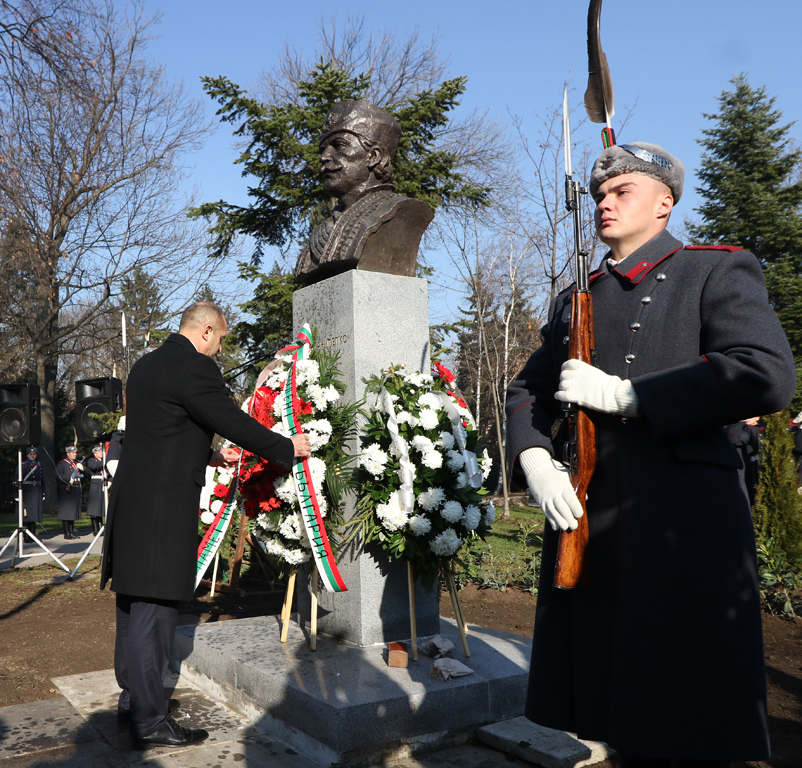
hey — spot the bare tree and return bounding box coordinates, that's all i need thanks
[0,0,215,500]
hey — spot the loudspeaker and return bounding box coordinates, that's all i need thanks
[75,377,123,442]
[0,384,41,446]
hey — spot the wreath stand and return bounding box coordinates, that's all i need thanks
[407,561,469,659]
[280,566,318,651]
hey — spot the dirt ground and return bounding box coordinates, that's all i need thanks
[0,557,800,768]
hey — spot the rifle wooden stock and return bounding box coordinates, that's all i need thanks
[553,289,596,589]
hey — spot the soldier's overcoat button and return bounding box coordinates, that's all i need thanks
[655,273,666,281]
[625,354,636,363]
[630,322,641,331]
[641,296,651,304]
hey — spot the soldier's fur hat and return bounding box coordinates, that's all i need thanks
[590,142,684,203]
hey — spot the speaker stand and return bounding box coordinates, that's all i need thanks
[0,449,70,573]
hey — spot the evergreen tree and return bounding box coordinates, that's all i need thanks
[689,75,802,404]
[753,411,802,574]
[190,62,490,263]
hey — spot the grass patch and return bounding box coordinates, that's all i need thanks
[0,511,94,537]
[453,503,546,593]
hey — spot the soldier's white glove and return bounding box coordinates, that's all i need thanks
[554,359,640,416]
[519,447,583,532]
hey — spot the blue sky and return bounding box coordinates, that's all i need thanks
[141,0,802,321]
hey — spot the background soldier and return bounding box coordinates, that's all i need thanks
[86,444,107,536]
[56,446,83,539]
[19,447,44,534]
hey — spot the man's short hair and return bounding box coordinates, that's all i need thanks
[179,301,226,332]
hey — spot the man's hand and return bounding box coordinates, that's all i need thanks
[554,359,640,416]
[209,446,240,468]
[519,447,583,531]
[291,434,312,458]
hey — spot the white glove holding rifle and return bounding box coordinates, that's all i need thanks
[554,359,640,416]
[519,447,583,532]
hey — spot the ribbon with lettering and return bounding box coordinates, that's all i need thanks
[276,325,347,593]
[379,387,416,515]
[195,465,240,589]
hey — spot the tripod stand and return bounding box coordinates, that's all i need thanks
[0,448,69,573]
[69,441,108,580]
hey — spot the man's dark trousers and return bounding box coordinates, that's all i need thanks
[115,593,178,738]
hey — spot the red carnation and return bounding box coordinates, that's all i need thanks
[433,361,455,383]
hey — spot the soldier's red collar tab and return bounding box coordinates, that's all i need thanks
[683,244,742,252]
[612,247,683,284]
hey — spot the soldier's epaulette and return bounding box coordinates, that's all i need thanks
[684,245,742,252]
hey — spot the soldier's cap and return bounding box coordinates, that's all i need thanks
[590,142,684,203]
[92,444,102,452]
[66,445,77,452]
[26,446,37,453]
[319,100,401,156]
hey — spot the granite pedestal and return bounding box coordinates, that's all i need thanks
[292,270,440,647]
[171,615,531,766]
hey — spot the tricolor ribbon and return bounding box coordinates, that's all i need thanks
[276,325,347,593]
[195,466,240,589]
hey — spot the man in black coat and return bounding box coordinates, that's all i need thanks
[100,301,311,749]
[506,143,795,767]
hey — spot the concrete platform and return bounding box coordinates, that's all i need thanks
[171,614,533,766]
[0,667,609,768]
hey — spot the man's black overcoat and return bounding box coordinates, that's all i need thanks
[100,334,294,602]
[506,231,796,761]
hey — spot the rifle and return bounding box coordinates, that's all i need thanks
[553,90,596,590]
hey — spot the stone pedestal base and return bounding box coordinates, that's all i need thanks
[172,616,530,766]
[292,270,439,646]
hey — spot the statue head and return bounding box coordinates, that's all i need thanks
[318,100,401,204]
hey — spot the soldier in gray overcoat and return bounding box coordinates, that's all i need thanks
[20,447,44,534]
[56,446,83,539]
[86,444,106,535]
[506,142,795,766]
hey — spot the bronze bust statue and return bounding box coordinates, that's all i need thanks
[294,100,434,286]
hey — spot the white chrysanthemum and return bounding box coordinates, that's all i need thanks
[216,469,233,486]
[274,474,296,505]
[408,514,432,536]
[417,487,446,511]
[271,421,289,437]
[279,512,303,541]
[360,443,389,477]
[462,504,482,531]
[404,372,433,388]
[446,450,465,472]
[306,383,328,411]
[241,396,252,413]
[305,418,333,450]
[440,500,463,523]
[316,496,328,518]
[439,431,455,450]
[376,491,409,532]
[294,358,320,387]
[418,408,440,430]
[272,396,284,417]
[263,365,288,390]
[411,435,434,453]
[455,472,468,489]
[430,528,461,556]
[200,510,215,526]
[256,513,277,531]
[421,450,443,469]
[307,456,327,485]
[418,392,442,411]
[284,548,312,565]
[395,410,417,426]
[481,449,493,480]
[483,501,497,525]
[324,385,340,404]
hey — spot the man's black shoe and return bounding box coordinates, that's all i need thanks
[118,697,180,722]
[133,715,208,749]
